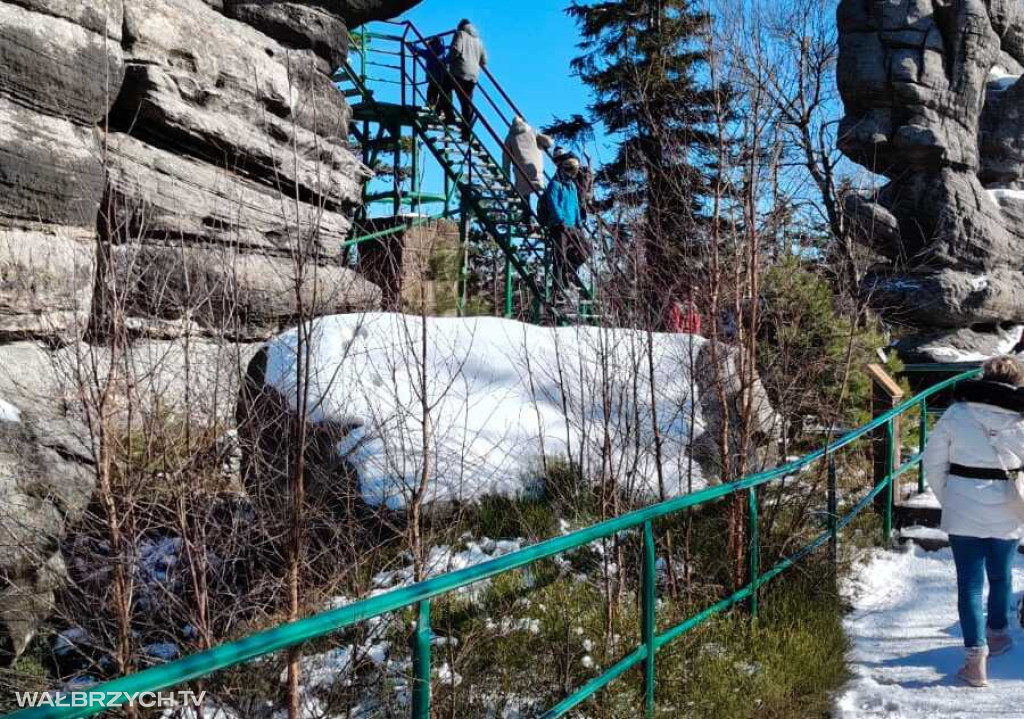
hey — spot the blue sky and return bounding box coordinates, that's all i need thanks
[404,0,592,144]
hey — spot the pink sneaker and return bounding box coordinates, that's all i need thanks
[987,628,1013,657]
[957,645,989,687]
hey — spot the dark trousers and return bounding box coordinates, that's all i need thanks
[550,225,588,291]
[451,76,477,137]
[427,75,451,119]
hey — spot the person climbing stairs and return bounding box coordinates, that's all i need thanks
[335,20,599,322]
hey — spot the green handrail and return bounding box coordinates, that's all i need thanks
[3,368,980,719]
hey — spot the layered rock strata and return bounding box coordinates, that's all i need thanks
[0,0,416,662]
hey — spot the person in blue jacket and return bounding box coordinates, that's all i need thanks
[542,153,589,293]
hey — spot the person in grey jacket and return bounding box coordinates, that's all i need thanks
[448,19,487,139]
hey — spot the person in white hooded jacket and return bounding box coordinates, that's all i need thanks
[502,117,553,209]
[922,356,1024,687]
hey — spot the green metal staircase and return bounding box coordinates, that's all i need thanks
[335,21,595,321]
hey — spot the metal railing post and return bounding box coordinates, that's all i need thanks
[457,206,468,317]
[641,520,657,717]
[400,27,407,107]
[918,398,928,493]
[883,419,895,544]
[748,487,760,618]
[411,600,432,719]
[827,455,838,570]
[392,121,402,215]
[504,256,513,318]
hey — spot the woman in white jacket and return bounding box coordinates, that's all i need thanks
[502,116,552,203]
[922,356,1024,687]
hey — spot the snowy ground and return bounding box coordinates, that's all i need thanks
[838,545,1024,718]
[899,487,940,510]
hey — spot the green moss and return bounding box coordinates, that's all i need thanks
[0,636,52,712]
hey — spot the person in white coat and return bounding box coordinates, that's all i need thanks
[922,356,1024,687]
[502,117,552,213]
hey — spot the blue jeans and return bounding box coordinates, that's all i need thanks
[949,535,1019,648]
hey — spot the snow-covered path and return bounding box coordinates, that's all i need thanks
[837,545,1024,718]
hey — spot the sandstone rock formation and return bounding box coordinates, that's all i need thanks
[0,0,386,344]
[0,383,94,662]
[0,0,417,662]
[838,0,1024,358]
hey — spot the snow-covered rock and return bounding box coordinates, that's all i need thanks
[897,525,949,551]
[239,314,777,511]
[0,397,19,422]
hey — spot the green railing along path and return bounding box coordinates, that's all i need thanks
[3,368,979,719]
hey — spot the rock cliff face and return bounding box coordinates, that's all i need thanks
[0,0,416,661]
[838,0,1024,359]
[1,0,389,344]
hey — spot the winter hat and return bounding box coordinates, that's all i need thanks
[553,146,572,164]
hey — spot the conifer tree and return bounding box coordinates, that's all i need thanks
[549,0,723,315]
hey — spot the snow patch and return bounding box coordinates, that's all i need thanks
[369,537,525,602]
[967,275,990,293]
[262,314,708,509]
[901,487,941,510]
[987,67,1021,94]
[898,525,949,549]
[909,321,1023,363]
[0,397,21,423]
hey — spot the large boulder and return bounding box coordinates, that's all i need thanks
[238,314,781,516]
[0,100,106,340]
[225,0,351,68]
[0,0,124,126]
[0,0,425,662]
[103,134,360,257]
[0,229,96,340]
[108,243,381,340]
[837,0,1024,359]
[95,0,376,339]
[0,391,94,664]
